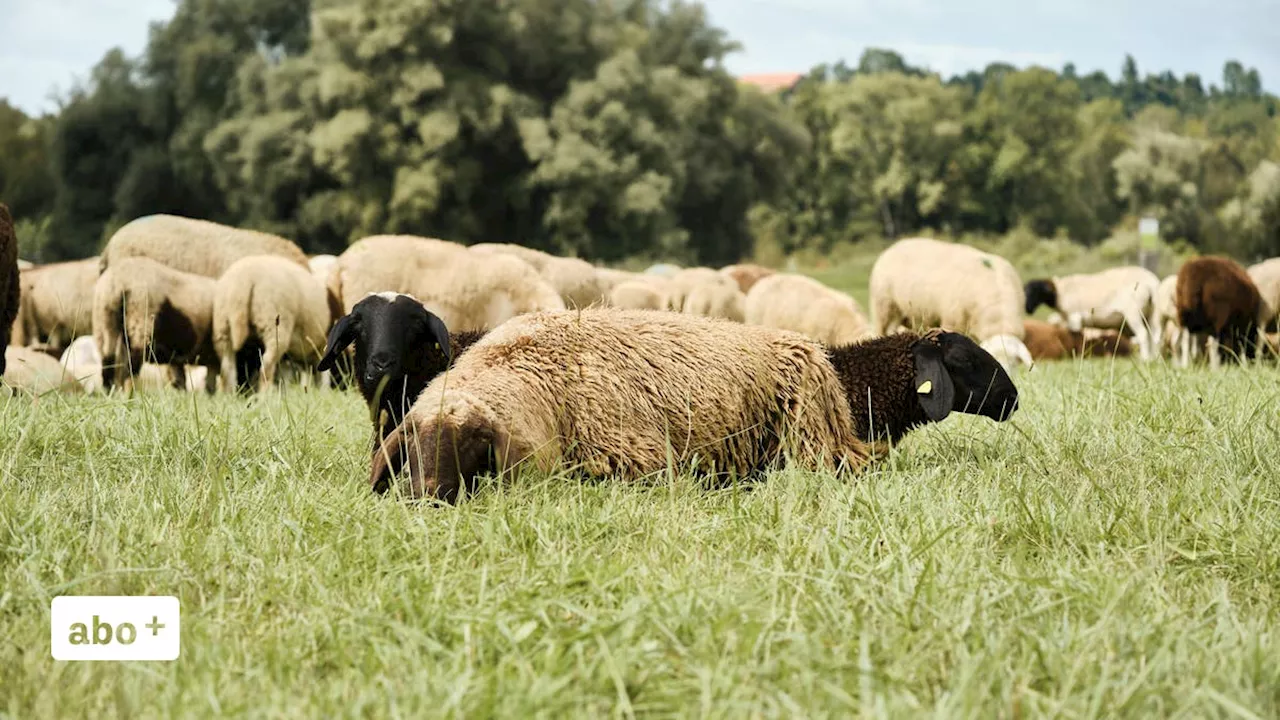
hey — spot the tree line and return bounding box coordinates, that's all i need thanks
[1,0,1277,265]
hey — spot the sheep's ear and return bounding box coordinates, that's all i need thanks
[425,313,451,362]
[911,340,955,422]
[317,313,358,372]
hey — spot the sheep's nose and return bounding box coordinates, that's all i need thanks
[369,353,393,372]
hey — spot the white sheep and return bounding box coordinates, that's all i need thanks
[1247,257,1280,358]
[1024,266,1162,360]
[59,335,209,393]
[92,257,219,392]
[213,255,332,392]
[11,257,98,353]
[469,243,607,309]
[2,346,84,395]
[101,214,308,277]
[331,235,564,331]
[1151,274,1185,359]
[746,272,871,346]
[682,282,745,322]
[869,237,1032,371]
[661,267,737,312]
[609,279,667,311]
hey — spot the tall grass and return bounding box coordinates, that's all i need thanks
[3,357,1279,717]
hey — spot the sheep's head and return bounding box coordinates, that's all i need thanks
[913,330,1020,423]
[317,293,451,423]
[1024,279,1058,314]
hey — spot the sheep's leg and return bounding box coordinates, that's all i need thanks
[257,340,282,393]
[1122,307,1153,361]
[1207,335,1221,370]
[169,364,187,390]
[1178,329,1191,368]
[219,351,238,394]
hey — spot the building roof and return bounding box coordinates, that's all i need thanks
[737,72,803,93]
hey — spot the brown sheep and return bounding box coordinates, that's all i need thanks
[0,204,17,376]
[1022,319,1075,361]
[367,310,1019,502]
[1176,257,1261,368]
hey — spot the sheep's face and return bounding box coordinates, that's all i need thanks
[1024,280,1058,314]
[317,294,451,417]
[913,331,1019,423]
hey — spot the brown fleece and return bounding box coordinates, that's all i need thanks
[371,309,871,501]
[1176,257,1261,360]
[0,204,17,376]
[1022,319,1075,360]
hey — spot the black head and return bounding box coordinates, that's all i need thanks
[911,331,1019,423]
[1023,279,1057,315]
[317,293,451,418]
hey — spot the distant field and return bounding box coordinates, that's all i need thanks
[3,357,1279,716]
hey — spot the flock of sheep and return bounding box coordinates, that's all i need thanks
[0,202,1275,500]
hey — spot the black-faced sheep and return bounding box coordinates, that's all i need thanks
[0,203,17,376]
[1024,266,1161,361]
[93,257,219,392]
[213,255,334,392]
[101,215,308,277]
[367,309,1019,502]
[11,258,99,355]
[1176,256,1262,368]
[317,293,486,442]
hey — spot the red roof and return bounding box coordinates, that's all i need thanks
[737,72,803,93]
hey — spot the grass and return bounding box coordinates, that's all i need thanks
[3,356,1280,717]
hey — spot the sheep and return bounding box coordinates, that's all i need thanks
[17,259,33,271]
[308,254,338,281]
[609,279,667,311]
[212,255,334,392]
[661,267,738,312]
[367,309,1019,501]
[316,292,486,442]
[682,282,745,321]
[11,258,99,354]
[1175,256,1261,369]
[1078,328,1134,358]
[719,263,775,293]
[1247,258,1280,358]
[330,235,564,330]
[0,203,17,376]
[2,346,84,395]
[745,273,871,346]
[93,257,219,392]
[1023,266,1162,361]
[1022,319,1076,361]
[100,214,308,277]
[869,237,1032,371]
[470,243,607,309]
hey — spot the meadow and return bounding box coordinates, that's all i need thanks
[3,251,1280,717]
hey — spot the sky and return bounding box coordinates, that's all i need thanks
[2,0,1277,116]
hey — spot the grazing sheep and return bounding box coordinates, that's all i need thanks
[1176,256,1261,368]
[212,255,333,392]
[609,279,667,311]
[1023,266,1162,360]
[367,310,1018,501]
[308,254,338,281]
[2,346,84,395]
[1247,258,1280,357]
[745,273,871,346]
[93,257,219,392]
[11,258,99,354]
[720,263,775,294]
[869,237,1031,371]
[595,268,642,295]
[682,283,745,321]
[100,214,308,277]
[1150,274,1184,358]
[661,267,737,312]
[330,235,564,330]
[470,243,607,309]
[0,203,17,376]
[1023,319,1076,361]
[317,293,486,441]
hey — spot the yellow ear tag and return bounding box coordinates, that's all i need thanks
[917,380,932,394]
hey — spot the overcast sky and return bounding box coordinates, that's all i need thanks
[2,0,1277,116]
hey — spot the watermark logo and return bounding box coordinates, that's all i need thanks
[51,596,180,661]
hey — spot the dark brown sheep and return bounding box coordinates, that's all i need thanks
[1176,257,1261,366]
[1077,330,1133,358]
[0,203,19,376]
